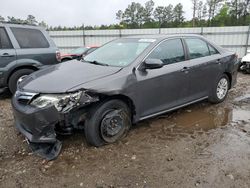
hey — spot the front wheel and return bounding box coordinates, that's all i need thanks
[209,74,230,104]
[84,99,131,147]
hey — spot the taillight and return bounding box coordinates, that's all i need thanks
[56,51,61,62]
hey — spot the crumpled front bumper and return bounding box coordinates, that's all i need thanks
[11,97,62,160]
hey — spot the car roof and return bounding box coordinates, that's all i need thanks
[124,34,203,40]
[0,22,44,30]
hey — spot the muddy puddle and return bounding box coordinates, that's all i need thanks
[134,94,250,140]
[1,73,250,188]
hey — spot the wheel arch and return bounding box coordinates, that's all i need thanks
[103,94,136,123]
[223,72,232,89]
[7,65,38,84]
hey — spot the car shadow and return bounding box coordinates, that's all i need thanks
[0,89,12,100]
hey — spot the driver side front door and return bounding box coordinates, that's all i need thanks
[135,38,191,119]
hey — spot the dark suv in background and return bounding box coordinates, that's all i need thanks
[0,23,61,93]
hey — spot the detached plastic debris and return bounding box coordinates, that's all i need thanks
[28,140,62,161]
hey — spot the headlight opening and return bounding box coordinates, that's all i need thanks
[30,91,83,112]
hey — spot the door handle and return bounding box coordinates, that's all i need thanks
[1,53,14,57]
[180,67,190,72]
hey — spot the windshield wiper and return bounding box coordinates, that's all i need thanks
[84,60,109,66]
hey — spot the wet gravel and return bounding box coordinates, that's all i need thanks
[0,73,250,188]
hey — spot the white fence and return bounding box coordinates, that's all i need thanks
[49,26,250,58]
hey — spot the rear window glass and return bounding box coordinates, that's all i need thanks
[0,27,13,49]
[148,39,185,65]
[208,44,219,55]
[185,38,210,59]
[11,27,49,48]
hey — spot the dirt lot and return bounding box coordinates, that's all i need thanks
[0,73,250,188]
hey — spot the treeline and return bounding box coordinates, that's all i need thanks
[0,0,249,30]
[116,0,250,28]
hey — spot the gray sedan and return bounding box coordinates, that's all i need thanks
[12,34,239,159]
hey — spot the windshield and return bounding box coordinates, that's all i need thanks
[71,47,88,54]
[83,38,153,67]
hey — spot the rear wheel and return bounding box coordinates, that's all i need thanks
[84,99,131,147]
[8,69,34,94]
[209,74,230,104]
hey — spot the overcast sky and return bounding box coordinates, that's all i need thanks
[1,0,192,27]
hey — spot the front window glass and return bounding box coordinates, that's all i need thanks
[147,39,185,64]
[84,38,153,67]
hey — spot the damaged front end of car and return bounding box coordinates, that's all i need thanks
[12,90,99,160]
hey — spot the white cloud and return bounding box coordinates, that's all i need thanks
[0,0,192,26]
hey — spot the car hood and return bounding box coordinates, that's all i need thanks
[20,60,122,93]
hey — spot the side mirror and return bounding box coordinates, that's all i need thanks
[143,59,164,69]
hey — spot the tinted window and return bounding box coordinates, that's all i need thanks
[0,27,13,49]
[185,38,210,59]
[11,27,49,48]
[147,39,185,64]
[208,44,219,55]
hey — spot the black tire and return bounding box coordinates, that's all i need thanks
[8,69,34,94]
[84,99,131,147]
[209,74,230,104]
[61,58,71,62]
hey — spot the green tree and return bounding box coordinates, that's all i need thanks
[229,0,250,25]
[154,5,174,28]
[202,3,208,20]
[7,16,26,24]
[122,2,145,28]
[38,21,48,29]
[173,3,185,27]
[153,6,165,27]
[206,0,224,26]
[143,0,155,23]
[164,4,174,25]
[197,1,203,23]
[212,4,230,26]
[242,0,250,23]
[191,0,199,26]
[116,10,124,23]
[0,15,5,22]
[26,15,37,25]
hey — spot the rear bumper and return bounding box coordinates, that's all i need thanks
[230,58,241,88]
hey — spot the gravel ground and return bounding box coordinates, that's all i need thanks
[0,73,250,188]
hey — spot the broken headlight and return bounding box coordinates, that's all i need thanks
[30,91,86,111]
